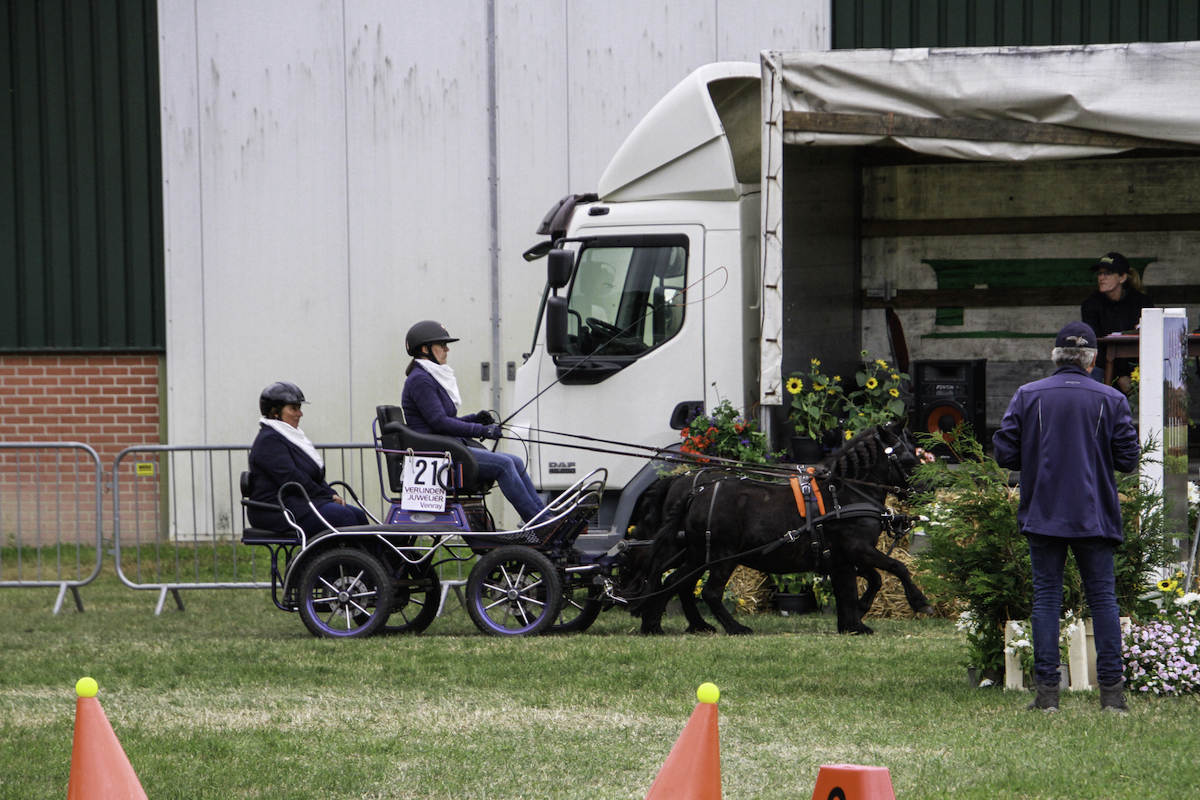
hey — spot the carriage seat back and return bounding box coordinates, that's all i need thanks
[375,405,486,495]
[238,470,299,543]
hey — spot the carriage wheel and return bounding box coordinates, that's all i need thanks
[549,580,603,634]
[376,562,441,635]
[297,547,394,639]
[466,546,562,636]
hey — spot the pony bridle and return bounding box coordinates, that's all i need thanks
[874,432,918,497]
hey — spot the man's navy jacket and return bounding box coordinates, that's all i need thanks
[992,364,1139,541]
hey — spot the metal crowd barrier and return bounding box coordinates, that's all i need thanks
[0,442,104,613]
[111,443,394,614]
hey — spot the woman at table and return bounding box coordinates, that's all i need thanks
[401,320,546,524]
[1080,252,1154,392]
[247,382,368,535]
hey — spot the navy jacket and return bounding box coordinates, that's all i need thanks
[401,367,487,441]
[992,364,1139,541]
[1081,287,1154,376]
[246,425,334,531]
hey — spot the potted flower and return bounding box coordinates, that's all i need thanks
[785,359,846,462]
[773,572,823,615]
[843,351,909,439]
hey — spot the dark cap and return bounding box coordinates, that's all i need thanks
[1091,252,1130,274]
[1055,321,1097,349]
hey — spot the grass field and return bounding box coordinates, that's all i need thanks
[2,570,1199,799]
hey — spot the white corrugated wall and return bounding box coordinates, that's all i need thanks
[158,0,829,448]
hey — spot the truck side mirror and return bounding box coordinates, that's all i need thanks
[547,249,574,290]
[545,295,569,355]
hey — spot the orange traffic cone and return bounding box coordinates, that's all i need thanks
[810,764,896,800]
[644,683,722,800]
[67,678,148,800]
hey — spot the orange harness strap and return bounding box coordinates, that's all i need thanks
[789,475,806,518]
[789,469,826,519]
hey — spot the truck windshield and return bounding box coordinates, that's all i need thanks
[565,243,687,357]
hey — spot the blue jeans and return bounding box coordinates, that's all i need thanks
[1027,533,1125,686]
[474,449,544,523]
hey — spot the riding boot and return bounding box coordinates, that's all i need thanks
[1100,680,1129,713]
[1026,682,1059,712]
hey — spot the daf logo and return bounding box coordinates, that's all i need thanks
[548,461,576,474]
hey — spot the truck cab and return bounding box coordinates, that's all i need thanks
[511,62,762,536]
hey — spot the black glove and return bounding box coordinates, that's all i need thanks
[473,410,495,425]
[481,424,502,440]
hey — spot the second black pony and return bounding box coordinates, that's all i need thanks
[629,422,933,635]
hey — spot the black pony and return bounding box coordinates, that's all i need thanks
[630,422,933,635]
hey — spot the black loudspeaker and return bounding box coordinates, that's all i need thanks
[911,359,986,457]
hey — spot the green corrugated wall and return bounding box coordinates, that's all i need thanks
[833,0,1200,49]
[0,0,163,352]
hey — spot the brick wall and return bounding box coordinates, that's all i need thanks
[0,355,162,551]
[0,354,161,460]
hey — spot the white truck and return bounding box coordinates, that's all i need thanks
[511,43,1200,538]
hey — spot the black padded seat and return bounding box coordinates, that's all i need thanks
[241,527,299,544]
[375,405,490,495]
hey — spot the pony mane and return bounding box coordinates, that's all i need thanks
[822,426,884,480]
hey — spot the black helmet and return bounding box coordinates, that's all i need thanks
[259,382,308,417]
[405,320,459,357]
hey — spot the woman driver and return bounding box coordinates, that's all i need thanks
[401,320,546,524]
[247,382,369,534]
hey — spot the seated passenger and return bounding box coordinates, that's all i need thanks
[401,320,546,524]
[247,382,368,535]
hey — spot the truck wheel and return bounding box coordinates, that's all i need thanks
[297,547,394,639]
[467,546,562,636]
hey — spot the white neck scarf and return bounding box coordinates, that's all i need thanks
[416,359,462,406]
[259,418,324,469]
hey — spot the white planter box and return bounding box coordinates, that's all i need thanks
[1005,618,1132,691]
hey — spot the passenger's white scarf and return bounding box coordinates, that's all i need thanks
[259,418,324,469]
[416,359,462,407]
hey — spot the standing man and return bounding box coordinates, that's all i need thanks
[993,321,1140,712]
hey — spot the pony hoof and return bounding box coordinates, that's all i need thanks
[917,605,935,615]
[727,626,754,636]
[686,624,718,634]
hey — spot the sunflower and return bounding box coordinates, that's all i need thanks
[866,377,879,390]
[1158,578,1178,593]
[811,358,821,366]
[786,377,803,394]
[845,430,854,440]
[888,387,899,398]
[875,359,889,368]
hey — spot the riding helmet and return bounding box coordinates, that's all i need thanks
[405,320,459,357]
[259,382,308,416]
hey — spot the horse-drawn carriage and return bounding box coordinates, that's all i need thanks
[240,405,618,638]
[242,404,931,639]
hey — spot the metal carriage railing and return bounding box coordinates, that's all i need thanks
[0,442,104,613]
[110,443,471,614]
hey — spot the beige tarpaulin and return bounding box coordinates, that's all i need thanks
[758,42,1200,406]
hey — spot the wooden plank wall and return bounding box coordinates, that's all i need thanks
[858,155,1200,427]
